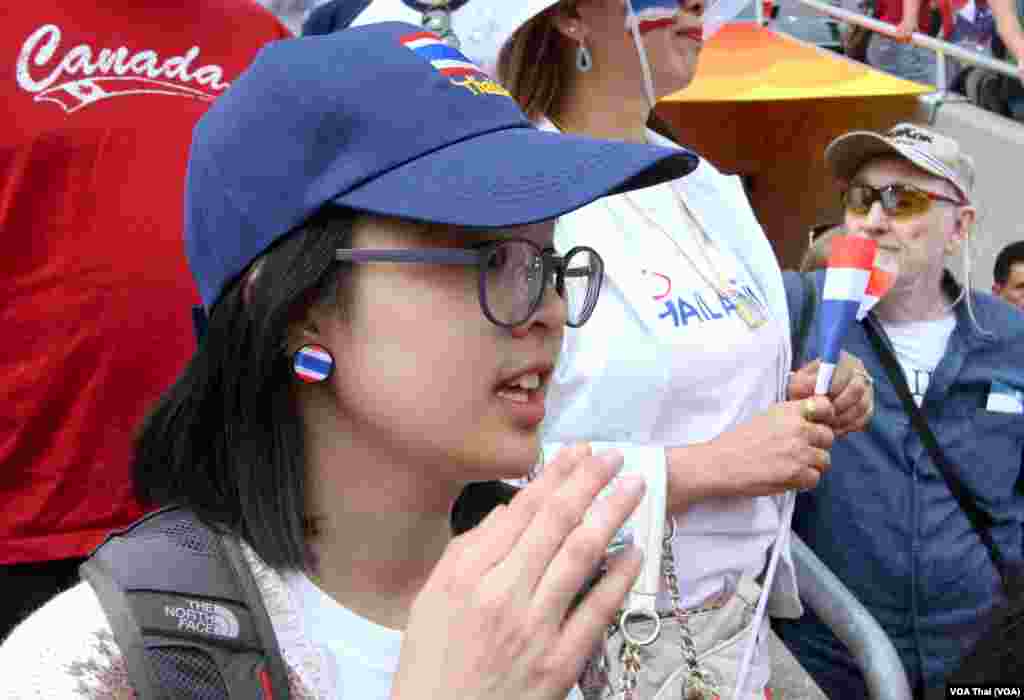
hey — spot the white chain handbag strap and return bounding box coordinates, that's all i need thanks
[616,449,666,649]
[613,449,665,700]
[607,449,719,700]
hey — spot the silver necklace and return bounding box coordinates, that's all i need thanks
[622,190,768,330]
[547,114,768,331]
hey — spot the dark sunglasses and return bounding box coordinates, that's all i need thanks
[336,238,603,328]
[842,183,966,220]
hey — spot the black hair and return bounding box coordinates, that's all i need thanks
[993,241,1024,286]
[133,206,356,571]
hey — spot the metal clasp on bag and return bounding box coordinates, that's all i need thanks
[619,607,662,647]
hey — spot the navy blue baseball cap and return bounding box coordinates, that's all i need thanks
[185,22,699,309]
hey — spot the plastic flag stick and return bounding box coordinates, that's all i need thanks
[815,235,877,394]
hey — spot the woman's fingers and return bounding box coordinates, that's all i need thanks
[504,443,591,524]
[548,544,645,683]
[828,353,874,428]
[800,395,836,427]
[528,474,646,626]
[787,360,820,400]
[801,418,836,451]
[491,449,626,597]
[794,355,874,436]
[834,392,874,434]
[806,445,832,472]
[830,370,870,415]
[449,443,590,580]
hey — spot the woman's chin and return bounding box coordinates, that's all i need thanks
[655,65,698,98]
[460,435,541,482]
[499,439,542,479]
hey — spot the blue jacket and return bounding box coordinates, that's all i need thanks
[778,270,1024,692]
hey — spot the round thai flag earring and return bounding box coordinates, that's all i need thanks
[292,344,334,384]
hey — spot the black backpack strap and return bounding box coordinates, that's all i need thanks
[863,316,1011,591]
[80,507,291,700]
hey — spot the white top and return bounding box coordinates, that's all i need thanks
[290,574,403,699]
[537,124,802,694]
[551,177,785,607]
[0,542,338,699]
[343,0,419,24]
[880,315,956,406]
[348,0,535,72]
[0,542,583,700]
[290,573,583,700]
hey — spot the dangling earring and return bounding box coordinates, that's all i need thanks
[292,344,334,383]
[576,39,593,73]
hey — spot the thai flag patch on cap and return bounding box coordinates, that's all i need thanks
[401,32,511,97]
[293,345,334,383]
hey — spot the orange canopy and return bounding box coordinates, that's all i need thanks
[662,22,933,103]
[653,23,932,267]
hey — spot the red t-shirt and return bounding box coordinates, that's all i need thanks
[0,2,291,565]
[875,0,941,34]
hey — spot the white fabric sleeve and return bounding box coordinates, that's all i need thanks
[0,582,130,699]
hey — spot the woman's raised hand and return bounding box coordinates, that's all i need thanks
[391,444,646,700]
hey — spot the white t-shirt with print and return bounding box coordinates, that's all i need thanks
[290,573,583,700]
[599,183,786,607]
[546,179,784,695]
[880,315,957,405]
[538,124,794,695]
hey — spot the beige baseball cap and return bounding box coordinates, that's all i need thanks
[825,123,975,203]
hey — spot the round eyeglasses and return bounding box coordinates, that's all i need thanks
[842,183,967,221]
[335,238,604,328]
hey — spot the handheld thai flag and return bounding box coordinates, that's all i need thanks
[815,235,877,394]
[856,248,898,321]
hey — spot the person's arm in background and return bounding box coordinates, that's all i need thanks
[661,398,834,512]
[896,0,924,39]
[546,356,869,516]
[991,0,1024,79]
[545,405,835,517]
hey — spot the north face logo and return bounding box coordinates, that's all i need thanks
[888,126,934,144]
[163,599,241,639]
[16,24,230,114]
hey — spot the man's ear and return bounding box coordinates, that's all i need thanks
[947,205,975,255]
[993,283,1003,296]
